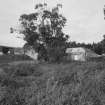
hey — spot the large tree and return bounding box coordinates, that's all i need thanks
[11,3,69,62]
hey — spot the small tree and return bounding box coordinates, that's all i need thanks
[11,3,69,62]
[100,35,105,54]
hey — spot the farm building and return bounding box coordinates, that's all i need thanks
[0,45,15,55]
[0,44,38,60]
[0,36,39,60]
[66,47,100,61]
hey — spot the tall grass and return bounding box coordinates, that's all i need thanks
[0,54,32,64]
[0,61,105,105]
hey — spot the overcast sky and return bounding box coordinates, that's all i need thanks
[0,0,105,47]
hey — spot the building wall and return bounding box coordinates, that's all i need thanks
[66,47,86,61]
[72,53,86,61]
[66,47,100,62]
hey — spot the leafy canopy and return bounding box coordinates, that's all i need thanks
[11,3,69,62]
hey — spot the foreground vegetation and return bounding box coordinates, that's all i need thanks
[0,60,105,105]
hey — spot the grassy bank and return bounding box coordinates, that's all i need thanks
[0,54,32,64]
[0,61,105,105]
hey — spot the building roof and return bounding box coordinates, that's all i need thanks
[66,47,85,54]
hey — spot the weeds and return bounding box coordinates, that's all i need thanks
[0,61,105,105]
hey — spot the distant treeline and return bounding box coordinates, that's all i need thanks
[67,35,105,55]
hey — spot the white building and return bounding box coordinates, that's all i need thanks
[66,47,100,61]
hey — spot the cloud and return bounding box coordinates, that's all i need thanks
[0,0,105,47]
[62,0,105,43]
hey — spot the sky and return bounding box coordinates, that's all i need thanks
[0,0,105,47]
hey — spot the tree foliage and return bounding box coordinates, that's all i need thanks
[11,3,69,62]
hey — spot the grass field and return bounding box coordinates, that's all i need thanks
[0,56,105,105]
[0,54,32,64]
